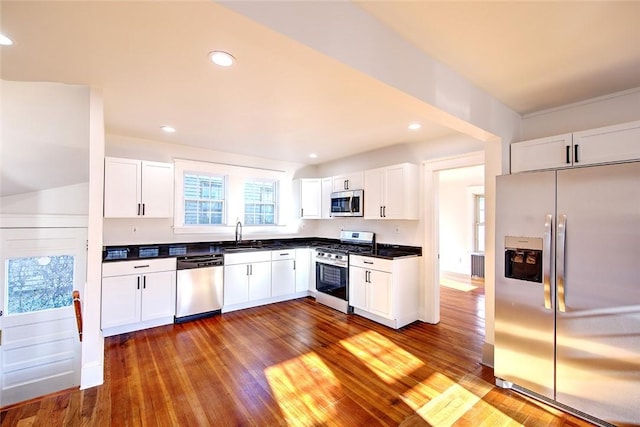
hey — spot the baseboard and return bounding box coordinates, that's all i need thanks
[481,342,494,367]
[80,361,104,390]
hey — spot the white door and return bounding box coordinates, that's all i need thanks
[0,227,87,407]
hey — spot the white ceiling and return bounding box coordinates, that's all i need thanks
[2,1,639,167]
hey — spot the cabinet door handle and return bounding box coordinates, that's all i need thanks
[134,264,150,269]
[143,275,146,289]
[137,203,142,216]
[566,145,571,164]
[301,208,304,217]
[574,144,579,163]
[137,276,140,290]
[250,264,253,275]
[383,206,386,217]
[246,265,250,276]
[379,206,383,217]
[293,260,296,270]
[364,261,374,265]
[142,203,146,215]
[280,253,290,256]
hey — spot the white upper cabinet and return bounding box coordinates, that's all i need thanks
[364,163,418,220]
[511,120,640,173]
[104,157,174,218]
[511,134,573,173]
[573,120,640,166]
[332,171,364,192]
[293,178,321,219]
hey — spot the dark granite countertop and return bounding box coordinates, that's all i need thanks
[103,238,421,262]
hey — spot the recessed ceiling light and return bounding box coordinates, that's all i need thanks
[0,34,13,46]
[161,125,176,133]
[309,153,318,159]
[408,123,422,130]
[209,51,235,67]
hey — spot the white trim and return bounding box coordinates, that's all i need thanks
[0,214,88,229]
[80,360,104,390]
[421,151,484,324]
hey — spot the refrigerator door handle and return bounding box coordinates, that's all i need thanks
[557,214,567,312]
[543,214,553,310]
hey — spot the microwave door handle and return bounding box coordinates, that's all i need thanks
[349,195,354,213]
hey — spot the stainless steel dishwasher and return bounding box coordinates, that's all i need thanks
[175,254,223,323]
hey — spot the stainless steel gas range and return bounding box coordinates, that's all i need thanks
[314,230,374,313]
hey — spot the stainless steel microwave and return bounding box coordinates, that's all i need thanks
[330,190,364,217]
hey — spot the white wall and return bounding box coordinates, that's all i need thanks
[103,134,309,245]
[1,183,89,215]
[309,134,484,246]
[438,166,484,275]
[522,88,640,140]
[0,80,90,214]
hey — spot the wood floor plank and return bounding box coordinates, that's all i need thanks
[0,276,599,426]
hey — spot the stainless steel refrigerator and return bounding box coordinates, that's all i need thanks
[495,161,640,426]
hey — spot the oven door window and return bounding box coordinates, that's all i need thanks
[316,263,347,300]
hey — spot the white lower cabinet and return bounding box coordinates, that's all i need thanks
[223,251,272,309]
[295,248,311,292]
[272,250,295,297]
[101,258,176,336]
[223,248,316,312]
[349,255,419,329]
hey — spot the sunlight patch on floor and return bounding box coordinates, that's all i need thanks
[402,372,522,426]
[339,330,424,384]
[264,352,342,426]
[440,279,478,292]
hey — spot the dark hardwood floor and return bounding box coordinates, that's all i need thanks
[1,276,595,426]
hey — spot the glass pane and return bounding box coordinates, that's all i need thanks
[6,255,75,314]
[184,173,225,225]
[478,225,485,252]
[244,179,277,225]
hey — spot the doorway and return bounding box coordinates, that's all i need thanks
[421,151,484,324]
[437,164,485,291]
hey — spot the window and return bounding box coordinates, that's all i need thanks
[244,179,277,225]
[174,159,285,232]
[6,255,75,314]
[183,173,225,225]
[474,194,485,252]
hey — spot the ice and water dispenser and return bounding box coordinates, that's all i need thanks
[504,236,543,283]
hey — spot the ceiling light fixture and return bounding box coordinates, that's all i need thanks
[408,123,422,130]
[161,125,176,133]
[309,153,318,159]
[209,50,235,67]
[0,34,13,46]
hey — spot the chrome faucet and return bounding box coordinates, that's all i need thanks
[235,220,243,244]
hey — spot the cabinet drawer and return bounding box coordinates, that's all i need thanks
[271,249,295,260]
[102,258,176,277]
[224,250,271,265]
[349,255,392,272]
